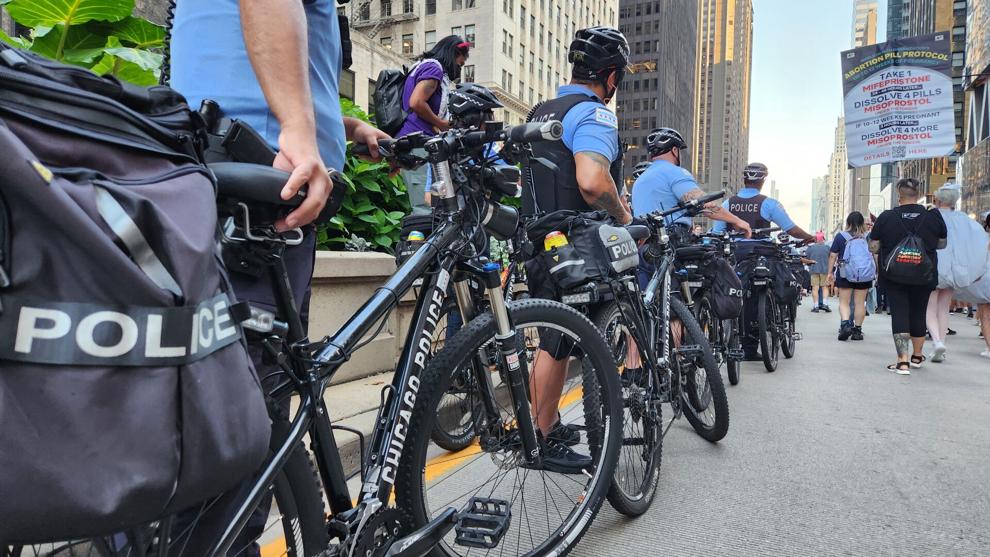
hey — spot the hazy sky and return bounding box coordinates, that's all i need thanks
[748,0,887,229]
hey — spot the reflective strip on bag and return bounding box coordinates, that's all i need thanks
[0,292,241,366]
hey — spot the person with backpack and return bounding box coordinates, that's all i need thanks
[869,178,948,375]
[956,211,990,359]
[805,232,832,313]
[926,184,989,362]
[827,212,876,341]
[395,36,470,215]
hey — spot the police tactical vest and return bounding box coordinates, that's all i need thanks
[522,94,622,216]
[728,193,772,238]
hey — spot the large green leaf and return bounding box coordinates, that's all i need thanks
[29,22,105,62]
[0,28,31,48]
[5,0,134,27]
[111,16,164,48]
[104,44,162,70]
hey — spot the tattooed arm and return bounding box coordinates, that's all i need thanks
[680,189,752,238]
[574,151,632,224]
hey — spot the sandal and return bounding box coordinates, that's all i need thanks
[887,362,911,375]
[910,354,925,369]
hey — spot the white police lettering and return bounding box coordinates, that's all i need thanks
[730,202,760,213]
[611,242,636,259]
[594,107,617,128]
[413,270,449,370]
[8,294,239,364]
[382,374,420,485]
[14,307,70,353]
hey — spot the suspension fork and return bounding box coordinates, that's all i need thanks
[451,269,502,425]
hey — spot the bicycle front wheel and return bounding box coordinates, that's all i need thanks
[781,301,797,359]
[724,318,741,386]
[672,297,729,443]
[396,299,623,557]
[757,292,779,372]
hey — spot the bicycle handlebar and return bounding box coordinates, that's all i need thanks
[352,121,563,160]
[654,190,726,219]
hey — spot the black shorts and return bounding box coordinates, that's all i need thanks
[834,275,873,290]
[524,257,587,360]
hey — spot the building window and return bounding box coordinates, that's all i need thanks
[451,25,462,38]
[519,80,524,98]
[367,79,376,113]
[340,69,355,100]
[452,0,462,9]
[507,73,513,94]
[403,0,414,13]
[502,30,508,54]
[529,51,534,74]
[425,30,436,51]
[531,15,536,37]
[402,34,414,54]
[503,0,513,17]
[426,0,436,14]
[521,6,526,30]
[529,87,534,104]
[358,2,370,20]
[539,24,544,45]
[381,36,393,50]
[464,65,475,82]
[464,24,475,45]
[381,0,392,17]
[508,33,514,57]
[502,69,508,89]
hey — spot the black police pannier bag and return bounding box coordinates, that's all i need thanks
[772,260,802,304]
[0,45,270,543]
[527,210,638,291]
[675,246,742,319]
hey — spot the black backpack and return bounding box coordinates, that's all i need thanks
[373,66,410,136]
[884,211,935,286]
[0,44,269,544]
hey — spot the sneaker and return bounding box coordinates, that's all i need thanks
[895,366,911,376]
[947,328,957,336]
[538,438,593,474]
[850,326,864,341]
[546,421,581,447]
[931,341,947,363]
[980,351,990,359]
[811,307,820,313]
[838,321,853,341]
[821,305,832,313]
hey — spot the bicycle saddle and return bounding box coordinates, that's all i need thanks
[209,162,303,208]
[626,225,650,241]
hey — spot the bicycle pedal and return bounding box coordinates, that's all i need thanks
[454,497,512,549]
[674,344,702,358]
[727,348,746,361]
[793,332,803,341]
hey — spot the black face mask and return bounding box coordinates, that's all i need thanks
[602,68,624,104]
[672,148,681,167]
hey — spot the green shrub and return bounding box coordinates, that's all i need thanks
[0,0,165,86]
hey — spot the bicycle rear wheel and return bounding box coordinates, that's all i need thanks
[431,299,484,452]
[591,301,662,517]
[396,299,622,557]
[724,318,741,386]
[672,297,729,443]
[781,301,797,359]
[757,292,779,372]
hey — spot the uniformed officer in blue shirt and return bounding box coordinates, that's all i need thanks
[632,128,751,235]
[714,163,814,360]
[521,26,633,474]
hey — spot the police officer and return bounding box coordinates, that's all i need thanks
[632,128,751,235]
[713,162,814,360]
[521,26,632,474]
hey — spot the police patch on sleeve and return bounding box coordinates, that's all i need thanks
[594,107,618,128]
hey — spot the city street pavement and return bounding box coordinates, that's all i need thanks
[576,301,990,556]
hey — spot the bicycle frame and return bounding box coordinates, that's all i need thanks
[209,218,474,555]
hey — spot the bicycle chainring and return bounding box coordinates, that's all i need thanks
[347,507,408,557]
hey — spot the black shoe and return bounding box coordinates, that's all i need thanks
[811,307,820,313]
[821,305,832,313]
[947,328,957,336]
[546,421,581,447]
[838,322,853,341]
[538,439,593,474]
[851,326,864,341]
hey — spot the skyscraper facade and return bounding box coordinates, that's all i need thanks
[827,117,848,234]
[961,0,990,214]
[616,0,699,186]
[849,0,880,218]
[695,0,754,193]
[811,176,829,232]
[345,0,620,125]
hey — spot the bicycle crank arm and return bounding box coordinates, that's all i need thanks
[385,507,458,557]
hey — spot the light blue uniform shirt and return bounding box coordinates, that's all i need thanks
[556,85,620,161]
[630,159,699,225]
[169,0,346,171]
[711,187,796,233]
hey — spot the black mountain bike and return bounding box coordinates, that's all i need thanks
[675,231,745,386]
[559,194,730,517]
[7,122,622,557]
[738,237,803,372]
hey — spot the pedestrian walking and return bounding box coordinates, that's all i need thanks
[926,184,989,362]
[869,178,948,374]
[398,35,470,214]
[827,212,875,341]
[955,211,990,358]
[805,232,832,313]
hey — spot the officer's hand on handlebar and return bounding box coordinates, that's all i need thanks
[274,125,331,231]
[350,121,390,161]
[735,220,753,239]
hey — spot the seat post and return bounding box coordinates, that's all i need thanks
[269,255,306,343]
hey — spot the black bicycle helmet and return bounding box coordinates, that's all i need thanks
[568,26,630,82]
[646,127,688,157]
[743,162,769,182]
[631,161,652,180]
[448,83,504,127]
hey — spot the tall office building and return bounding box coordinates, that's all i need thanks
[961,0,990,214]
[616,0,698,186]
[886,0,968,200]
[853,0,880,46]
[810,176,829,232]
[849,0,880,217]
[695,0,754,193]
[346,0,619,125]
[826,117,848,234]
